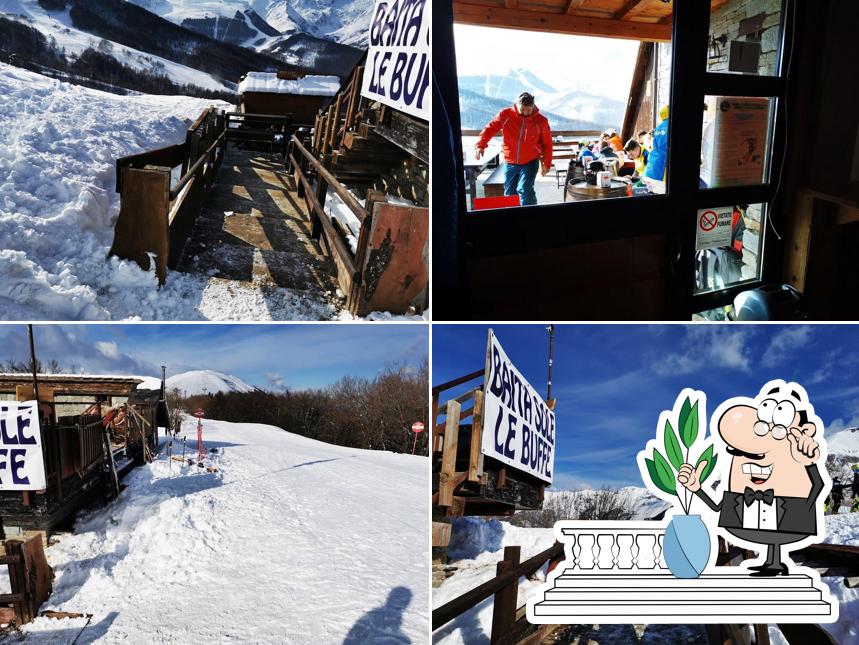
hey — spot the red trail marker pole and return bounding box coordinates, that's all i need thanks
[194,408,205,463]
[411,421,425,455]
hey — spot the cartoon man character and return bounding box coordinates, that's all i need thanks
[678,381,826,577]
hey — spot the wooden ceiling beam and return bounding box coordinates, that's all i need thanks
[505,0,519,8]
[565,0,586,15]
[614,0,648,21]
[453,5,672,42]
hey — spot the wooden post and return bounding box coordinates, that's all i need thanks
[314,153,332,237]
[469,389,484,483]
[5,540,30,624]
[438,400,461,507]
[328,93,344,152]
[431,393,440,453]
[490,546,520,644]
[346,66,364,129]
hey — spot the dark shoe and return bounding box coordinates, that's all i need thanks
[747,563,770,571]
[749,567,782,577]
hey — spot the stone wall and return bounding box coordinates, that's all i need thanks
[708,0,783,76]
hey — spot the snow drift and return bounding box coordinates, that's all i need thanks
[8,417,428,643]
[0,62,345,320]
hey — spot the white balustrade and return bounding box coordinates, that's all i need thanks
[555,520,668,573]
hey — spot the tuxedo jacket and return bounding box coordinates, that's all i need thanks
[693,465,824,536]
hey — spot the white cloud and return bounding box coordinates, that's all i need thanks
[652,327,753,375]
[95,341,120,360]
[265,372,286,392]
[760,326,814,368]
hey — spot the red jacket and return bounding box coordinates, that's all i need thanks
[476,105,553,168]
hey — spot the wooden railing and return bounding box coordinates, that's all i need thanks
[312,65,366,156]
[0,536,52,626]
[110,106,227,284]
[434,520,856,645]
[290,133,428,316]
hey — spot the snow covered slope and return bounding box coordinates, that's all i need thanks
[828,428,859,457]
[1,0,234,93]
[166,370,254,395]
[0,63,341,320]
[126,0,374,47]
[10,417,428,643]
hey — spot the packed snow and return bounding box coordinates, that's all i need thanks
[237,72,340,96]
[166,369,254,396]
[4,416,428,643]
[434,496,858,644]
[0,63,349,320]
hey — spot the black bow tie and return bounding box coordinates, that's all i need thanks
[744,487,775,506]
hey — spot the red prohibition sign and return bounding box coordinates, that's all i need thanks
[699,210,718,232]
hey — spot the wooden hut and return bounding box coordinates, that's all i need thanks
[0,374,161,532]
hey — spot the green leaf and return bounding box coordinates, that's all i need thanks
[652,449,677,495]
[698,447,717,483]
[679,397,692,436]
[681,400,699,449]
[645,457,676,496]
[664,419,683,470]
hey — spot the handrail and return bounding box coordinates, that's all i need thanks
[432,542,563,631]
[290,135,366,222]
[170,129,226,200]
[432,369,484,396]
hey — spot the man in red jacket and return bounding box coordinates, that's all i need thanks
[475,92,553,206]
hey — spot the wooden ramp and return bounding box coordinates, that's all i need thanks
[175,146,339,298]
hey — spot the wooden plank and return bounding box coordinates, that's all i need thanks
[433,521,452,548]
[20,536,52,621]
[353,201,429,316]
[292,158,358,297]
[453,4,672,41]
[614,0,647,20]
[565,0,586,15]
[469,390,485,483]
[5,540,30,624]
[291,136,367,222]
[438,400,461,507]
[783,191,815,292]
[490,546,521,644]
[108,166,171,285]
[432,369,485,395]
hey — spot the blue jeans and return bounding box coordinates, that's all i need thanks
[503,159,539,206]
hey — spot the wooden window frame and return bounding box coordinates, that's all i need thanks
[433,0,793,320]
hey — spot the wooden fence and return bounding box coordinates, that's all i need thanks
[0,537,53,626]
[290,133,428,316]
[433,530,857,645]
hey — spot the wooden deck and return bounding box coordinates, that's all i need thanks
[175,147,339,298]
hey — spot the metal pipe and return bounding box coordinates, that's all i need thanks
[547,324,555,401]
[27,324,40,404]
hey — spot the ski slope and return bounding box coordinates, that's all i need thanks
[6,417,428,643]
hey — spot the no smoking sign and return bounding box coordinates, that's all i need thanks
[695,206,733,251]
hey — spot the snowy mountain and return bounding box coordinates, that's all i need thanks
[126,0,373,48]
[10,416,428,642]
[828,427,859,457]
[459,88,609,133]
[166,369,254,396]
[458,68,627,132]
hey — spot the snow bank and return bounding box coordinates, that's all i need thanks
[238,72,340,96]
[12,416,428,643]
[0,63,341,320]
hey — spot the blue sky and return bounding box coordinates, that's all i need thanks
[0,324,428,391]
[433,325,859,490]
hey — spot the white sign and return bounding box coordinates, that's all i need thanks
[361,0,430,121]
[695,206,734,251]
[482,330,555,484]
[0,401,46,491]
[707,97,771,187]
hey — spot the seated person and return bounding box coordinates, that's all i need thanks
[623,138,649,177]
[599,138,618,159]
